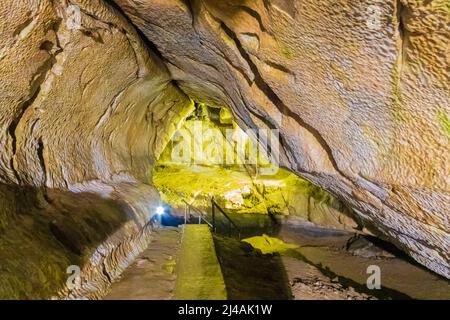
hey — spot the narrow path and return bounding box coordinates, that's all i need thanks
[174,225,227,300]
[105,227,181,300]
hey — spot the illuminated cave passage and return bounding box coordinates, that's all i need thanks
[146,103,448,300]
[0,0,449,300]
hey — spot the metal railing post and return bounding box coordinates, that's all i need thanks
[182,199,213,229]
[211,197,216,232]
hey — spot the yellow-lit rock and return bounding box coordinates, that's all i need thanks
[0,0,448,299]
[113,0,450,278]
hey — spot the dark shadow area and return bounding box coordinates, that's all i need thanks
[207,212,280,239]
[359,235,414,261]
[0,183,135,299]
[213,235,292,300]
[159,212,185,227]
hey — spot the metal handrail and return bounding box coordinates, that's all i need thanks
[211,198,241,239]
[182,199,213,228]
[180,198,241,239]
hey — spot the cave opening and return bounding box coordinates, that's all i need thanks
[141,101,450,300]
[152,101,359,234]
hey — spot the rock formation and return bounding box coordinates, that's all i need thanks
[112,0,449,278]
[0,0,192,298]
[0,0,448,298]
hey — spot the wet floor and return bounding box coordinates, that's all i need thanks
[213,235,292,300]
[104,216,450,300]
[213,215,450,300]
[279,222,450,300]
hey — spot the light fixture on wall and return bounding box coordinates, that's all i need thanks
[156,206,165,216]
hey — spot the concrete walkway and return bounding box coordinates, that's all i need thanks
[174,225,227,300]
[105,227,181,300]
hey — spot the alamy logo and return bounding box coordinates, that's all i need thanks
[170,121,280,175]
[366,265,381,290]
[66,265,81,290]
[366,3,382,31]
[66,5,82,31]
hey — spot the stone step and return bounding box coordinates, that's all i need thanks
[174,224,227,300]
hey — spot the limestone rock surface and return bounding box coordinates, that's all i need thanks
[0,0,448,298]
[0,0,191,298]
[114,0,450,278]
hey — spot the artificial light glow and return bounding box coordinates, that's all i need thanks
[156,206,165,215]
[224,189,244,209]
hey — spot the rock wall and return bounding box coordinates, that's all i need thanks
[113,0,449,278]
[0,0,192,298]
[0,182,157,299]
[0,0,448,299]
[0,0,192,186]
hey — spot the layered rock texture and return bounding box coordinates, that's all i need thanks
[0,0,448,298]
[0,0,192,298]
[112,0,450,278]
